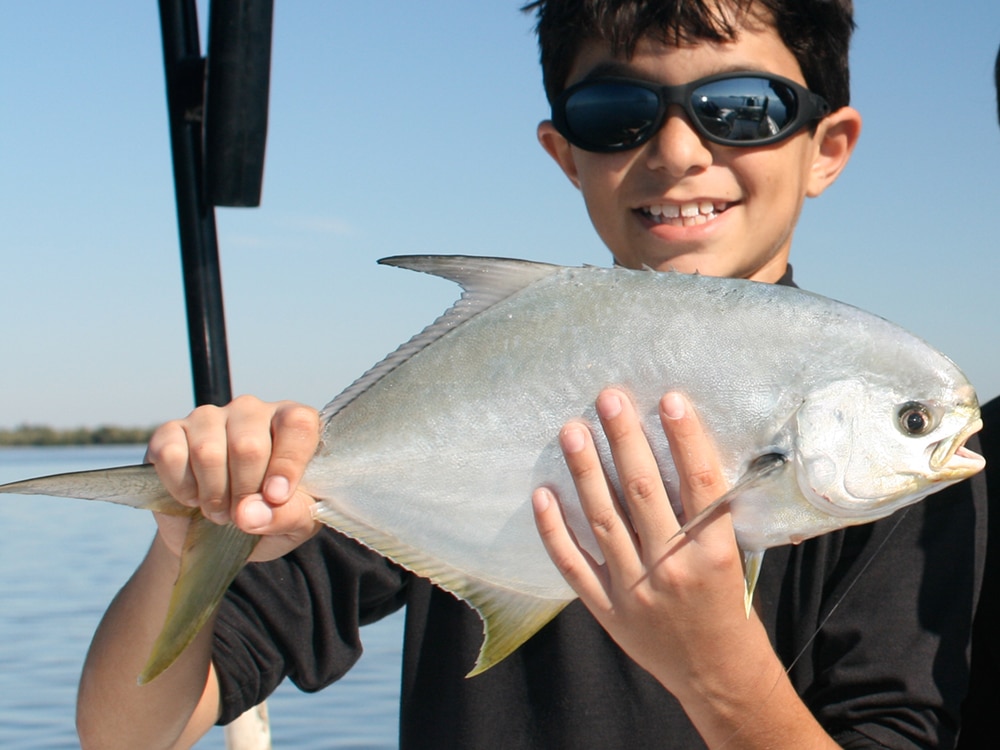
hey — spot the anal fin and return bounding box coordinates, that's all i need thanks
[312,501,570,677]
[464,584,571,677]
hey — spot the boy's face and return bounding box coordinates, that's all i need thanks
[538,22,858,282]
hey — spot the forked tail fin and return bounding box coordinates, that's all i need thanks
[140,516,258,683]
[0,464,259,682]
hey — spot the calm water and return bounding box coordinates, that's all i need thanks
[0,446,404,749]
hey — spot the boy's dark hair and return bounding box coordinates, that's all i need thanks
[522,0,854,110]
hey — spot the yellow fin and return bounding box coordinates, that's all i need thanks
[463,583,570,677]
[139,517,258,684]
[742,550,765,618]
[0,464,257,682]
[313,502,569,676]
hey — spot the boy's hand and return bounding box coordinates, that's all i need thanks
[532,389,775,703]
[145,395,322,563]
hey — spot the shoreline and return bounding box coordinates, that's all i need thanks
[0,425,155,447]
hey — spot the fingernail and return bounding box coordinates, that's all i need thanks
[596,391,623,419]
[561,425,587,453]
[207,510,229,524]
[242,498,273,530]
[264,475,291,503]
[532,488,552,513]
[662,392,686,420]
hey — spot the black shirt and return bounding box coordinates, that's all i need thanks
[957,394,999,749]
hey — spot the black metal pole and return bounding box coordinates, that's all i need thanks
[159,0,233,407]
[205,0,273,207]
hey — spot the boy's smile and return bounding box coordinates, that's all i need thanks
[538,21,860,282]
[640,200,731,227]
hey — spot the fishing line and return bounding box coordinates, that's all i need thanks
[786,508,908,672]
[715,509,909,748]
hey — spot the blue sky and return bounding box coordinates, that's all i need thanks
[1,2,999,429]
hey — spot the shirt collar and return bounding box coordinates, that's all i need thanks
[776,264,797,288]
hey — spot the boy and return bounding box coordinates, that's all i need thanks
[76,2,986,748]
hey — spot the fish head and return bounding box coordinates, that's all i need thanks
[792,377,984,523]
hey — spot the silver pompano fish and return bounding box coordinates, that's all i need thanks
[0,256,984,684]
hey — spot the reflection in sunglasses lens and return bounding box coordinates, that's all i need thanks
[692,78,796,141]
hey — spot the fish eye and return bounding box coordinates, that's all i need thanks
[897,402,934,436]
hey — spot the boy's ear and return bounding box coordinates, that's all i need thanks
[537,120,583,189]
[806,106,862,197]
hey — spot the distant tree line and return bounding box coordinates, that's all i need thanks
[0,424,155,446]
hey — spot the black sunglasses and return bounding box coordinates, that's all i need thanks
[551,71,831,153]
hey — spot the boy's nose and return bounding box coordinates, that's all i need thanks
[643,105,713,176]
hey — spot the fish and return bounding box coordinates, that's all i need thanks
[0,256,985,684]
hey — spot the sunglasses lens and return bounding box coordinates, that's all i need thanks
[562,82,660,151]
[690,77,799,142]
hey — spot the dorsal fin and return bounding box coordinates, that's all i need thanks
[319,256,563,423]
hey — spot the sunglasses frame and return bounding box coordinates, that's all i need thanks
[551,70,832,153]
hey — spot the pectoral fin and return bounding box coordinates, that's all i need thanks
[673,454,787,615]
[140,517,259,683]
[674,453,788,538]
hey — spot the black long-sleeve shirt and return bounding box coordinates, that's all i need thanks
[957,395,999,748]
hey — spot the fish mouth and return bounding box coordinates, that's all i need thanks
[930,416,985,478]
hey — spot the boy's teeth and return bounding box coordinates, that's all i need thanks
[644,201,728,225]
